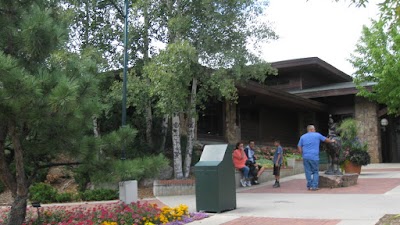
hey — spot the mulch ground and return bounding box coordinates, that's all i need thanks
[138,186,155,199]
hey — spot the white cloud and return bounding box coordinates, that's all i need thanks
[261,0,380,75]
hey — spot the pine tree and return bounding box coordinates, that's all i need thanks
[0,1,101,224]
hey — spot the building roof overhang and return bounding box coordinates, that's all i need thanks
[290,81,376,98]
[271,57,353,82]
[237,81,328,112]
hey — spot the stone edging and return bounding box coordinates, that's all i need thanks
[153,179,195,196]
[154,160,320,196]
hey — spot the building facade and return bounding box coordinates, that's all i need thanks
[198,57,398,163]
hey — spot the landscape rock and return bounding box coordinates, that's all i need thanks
[319,173,358,188]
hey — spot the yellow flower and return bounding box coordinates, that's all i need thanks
[101,222,117,225]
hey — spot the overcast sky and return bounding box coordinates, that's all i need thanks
[261,0,380,75]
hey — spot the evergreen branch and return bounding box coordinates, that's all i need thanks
[0,8,17,15]
[37,162,82,169]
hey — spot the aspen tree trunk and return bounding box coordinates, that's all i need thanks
[172,113,184,179]
[92,116,100,138]
[159,115,169,152]
[166,0,184,179]
[143,0,153,147]
[145,105,153,147]
[184,77,197,178]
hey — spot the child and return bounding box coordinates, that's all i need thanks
[273,140,283,188]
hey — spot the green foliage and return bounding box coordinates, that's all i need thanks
[79,189,118,201]
[67,0,123,69]
[29,183,58,204]
[89,154,169,184]
[337,118,358,141]
[29,183,119,203]
[337,118,371,166]
[72,125,140,191]
[350,0,400,115]
[347,149,371,166]
[145,41,198,114]
[55,192,77,203]
[285,152,303,160]
[256,159,274,169]
[332,0,369,7]
[100,125,139,157]
[28,183,117,203]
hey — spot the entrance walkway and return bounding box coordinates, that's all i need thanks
[157,163,400,225]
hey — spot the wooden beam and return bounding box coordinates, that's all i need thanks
[295,88,358,98]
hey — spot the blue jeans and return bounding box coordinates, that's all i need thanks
[303,159,319,189]
[239,166,250,179]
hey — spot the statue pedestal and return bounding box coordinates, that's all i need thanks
[319,173,358,188]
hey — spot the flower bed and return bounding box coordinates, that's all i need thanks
[0,202,208,225]
[256,145,301,168]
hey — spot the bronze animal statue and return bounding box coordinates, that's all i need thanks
[324,115,343,175]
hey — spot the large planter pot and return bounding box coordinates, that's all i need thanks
[344,161,362,174]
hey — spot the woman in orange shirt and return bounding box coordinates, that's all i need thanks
[232,142,251,187]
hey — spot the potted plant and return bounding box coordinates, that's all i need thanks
[337,118,371,174]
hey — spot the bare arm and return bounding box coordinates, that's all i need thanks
[297,146,302,155]
[324,138,335,143]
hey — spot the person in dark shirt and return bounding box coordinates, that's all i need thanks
[272,140,283,188]
[244,140,265,185]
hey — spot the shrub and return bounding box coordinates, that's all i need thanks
[338,118,371,166]
[29,183,58,203]
[55,192,76,203]
[79,189,118,201]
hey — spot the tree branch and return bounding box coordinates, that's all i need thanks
[109,0,124,18]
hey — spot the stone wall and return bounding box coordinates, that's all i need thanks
[354,97,381,163]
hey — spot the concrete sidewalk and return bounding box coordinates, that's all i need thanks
[157,163,400,225]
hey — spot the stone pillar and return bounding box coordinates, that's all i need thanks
[354,97,381,163]
[225,101,240,144]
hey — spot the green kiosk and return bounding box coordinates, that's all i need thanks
[194,144,236,213]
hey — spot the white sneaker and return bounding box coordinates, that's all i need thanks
[246,181,252,187]
[240,179,246,187]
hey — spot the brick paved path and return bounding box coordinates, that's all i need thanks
[178,166,400,225]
